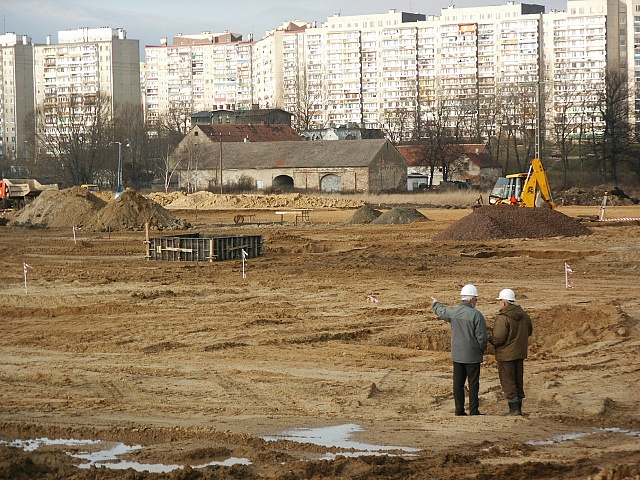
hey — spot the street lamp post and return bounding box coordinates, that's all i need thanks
[111,141,123,199]
[23,141,29,173]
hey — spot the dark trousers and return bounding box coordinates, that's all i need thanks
[497,359,525,402]
[453,362,481,414]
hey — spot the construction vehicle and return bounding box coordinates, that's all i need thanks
[0,178,59,210]
[488,158,557,209]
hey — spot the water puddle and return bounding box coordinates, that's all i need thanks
[527,427,640,446]
[263,423,420,458]
[0,438,251,473]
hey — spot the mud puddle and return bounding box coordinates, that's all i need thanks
[263,423,421,458]
[527,427,640,446]
[0,438,251,473]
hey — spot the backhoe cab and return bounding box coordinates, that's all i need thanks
[488,158,557,209]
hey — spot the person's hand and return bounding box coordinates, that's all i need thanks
[431,297,438,304]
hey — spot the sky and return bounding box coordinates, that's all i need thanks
[4,0,567,57]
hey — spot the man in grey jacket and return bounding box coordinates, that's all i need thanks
[489,288,533,415]
[432,284,488,416]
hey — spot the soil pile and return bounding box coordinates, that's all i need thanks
[433,205,592,241]
[371,207,429,224]
[557,186,639,206]
[345,204,383,224]
[83,189,187,231]
[9,186,107,228]
[148,191,365,210]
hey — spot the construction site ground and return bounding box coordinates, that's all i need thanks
[1,201,639,479]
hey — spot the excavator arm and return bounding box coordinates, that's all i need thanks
[520,158,557,209]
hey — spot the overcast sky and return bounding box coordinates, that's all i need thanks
[4,0,566,54]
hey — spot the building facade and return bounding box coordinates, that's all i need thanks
[144,32,253,127]
[0,33,35,171]
[32,27,140,134]
[142,2,629,142]
[172,138,407,193]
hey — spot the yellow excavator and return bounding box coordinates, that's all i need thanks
[488,158,557,209]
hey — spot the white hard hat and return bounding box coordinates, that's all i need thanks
[497,288,516,302]
[460,284,478,297]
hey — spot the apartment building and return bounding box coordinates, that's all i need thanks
[145,31,258,128]
[301,3,625,139]
[543,0,609,140]
[0,33,34,169]
[138,1,636,140]
[32,27,140,135]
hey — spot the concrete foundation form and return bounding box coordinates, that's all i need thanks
[148,233,263,262]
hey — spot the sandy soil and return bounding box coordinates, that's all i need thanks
[1,203,639,479]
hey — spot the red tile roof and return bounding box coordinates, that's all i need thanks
[397,143,500,168]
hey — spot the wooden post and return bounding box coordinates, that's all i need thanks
[144,222,151,259]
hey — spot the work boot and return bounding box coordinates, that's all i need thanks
[506,401,521,416]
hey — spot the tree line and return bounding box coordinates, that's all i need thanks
[0,93,188,192]
[373,69,640,187]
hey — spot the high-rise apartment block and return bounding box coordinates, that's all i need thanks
[143,0,630,141]
[32,28,140,132]
[0,33,34,166]
[145,31,253,126]
[1,0,636,164]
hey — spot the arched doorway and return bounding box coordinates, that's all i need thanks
[320,174,342,192]
[273,175,294,189]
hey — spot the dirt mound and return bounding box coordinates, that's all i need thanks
[557,186,639,206]
[83,189,187,231]
[146,191,186,206]
[433,205,592,241]
[345,204,383,224]
[148,191,365,210]
[371,207,429,225]
[9,186,107,228]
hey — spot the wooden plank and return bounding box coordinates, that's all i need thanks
[158,246,193,253]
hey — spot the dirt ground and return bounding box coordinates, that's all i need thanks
[1,201,639,479]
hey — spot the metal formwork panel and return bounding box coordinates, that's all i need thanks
[148,233,263,262]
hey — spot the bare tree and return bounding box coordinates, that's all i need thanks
[418,98,464,183]
[158,144,182,193]
[550,72,590,187]
[592,70,632,183]
[113,103,155,189]
[34,91,113,186]
[289,68,313,133]
[162,101,192,137]
[381,108,413,145]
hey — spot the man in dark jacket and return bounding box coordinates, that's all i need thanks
[489,288,533,415]
[432,284,488,416]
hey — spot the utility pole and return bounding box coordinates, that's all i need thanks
[111,141,123,198]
